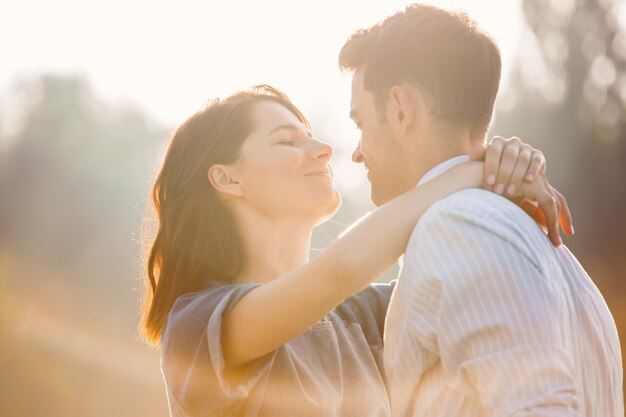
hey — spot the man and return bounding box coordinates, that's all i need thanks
[339,4,623,417]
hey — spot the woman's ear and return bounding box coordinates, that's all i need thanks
[208,164,244,198]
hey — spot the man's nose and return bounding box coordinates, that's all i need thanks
[352,143,364,163]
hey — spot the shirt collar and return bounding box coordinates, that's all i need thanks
[417,155,471,187]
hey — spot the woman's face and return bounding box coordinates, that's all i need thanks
[231,100,341,223]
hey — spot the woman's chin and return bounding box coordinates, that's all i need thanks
[313,190,342,226]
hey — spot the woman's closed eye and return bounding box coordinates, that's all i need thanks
[278,138,296,146]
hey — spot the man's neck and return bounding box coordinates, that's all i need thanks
[413,124,483,183]
[412,134,476,186]
[417,154,471,186]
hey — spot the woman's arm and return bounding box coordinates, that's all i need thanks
[223,143,567,370]
[222,162,485,369]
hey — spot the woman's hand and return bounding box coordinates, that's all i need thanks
[471,136,574,247]
[509,173,572,247]
[471,136,545,194]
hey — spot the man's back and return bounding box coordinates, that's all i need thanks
[384,188,622,417]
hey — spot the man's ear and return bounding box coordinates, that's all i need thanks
[207,164,244,198]
[387,84,425,134]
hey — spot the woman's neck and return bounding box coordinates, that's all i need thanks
[233,208,314,285]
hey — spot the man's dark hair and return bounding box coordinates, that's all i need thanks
[339,3,501,137]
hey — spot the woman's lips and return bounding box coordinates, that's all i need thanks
[305,172,332,179]
[304,168,333,178]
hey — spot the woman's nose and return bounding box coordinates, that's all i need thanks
[309,140,333,160]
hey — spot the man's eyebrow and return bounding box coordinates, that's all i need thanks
[267,124,312,137]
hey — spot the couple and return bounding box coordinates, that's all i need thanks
[141,4,622,417]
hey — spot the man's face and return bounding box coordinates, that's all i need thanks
[350,69,412,206]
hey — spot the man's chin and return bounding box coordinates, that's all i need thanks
[371,183,406,207]
[371,189,390,207]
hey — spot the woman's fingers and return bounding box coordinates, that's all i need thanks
[520,199,546,226]
[515,177,572,246]
[525,150,546,182]
[485,136,540,195]
[536,188,562,247]
[494,139,520,194]
[554,187,574,236]
[485,136,548,192]
[484,136,506,187]
[506,146,533,196]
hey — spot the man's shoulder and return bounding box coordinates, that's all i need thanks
[404,188,556,277]
[410,188,549,256]
[427,188,516,215]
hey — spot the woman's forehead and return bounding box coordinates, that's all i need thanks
[250,101,309,136]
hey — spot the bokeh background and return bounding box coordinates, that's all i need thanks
[1,0,625,416]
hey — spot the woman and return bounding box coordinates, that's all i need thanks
[141,86,570,416]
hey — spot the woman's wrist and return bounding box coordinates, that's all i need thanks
[439,160,484,191]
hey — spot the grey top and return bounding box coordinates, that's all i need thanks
[161,282,395,417]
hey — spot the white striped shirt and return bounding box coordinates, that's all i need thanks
[384,156,623,417]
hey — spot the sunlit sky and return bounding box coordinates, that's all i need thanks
[0,0,524,192]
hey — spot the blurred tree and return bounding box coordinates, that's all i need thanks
[0,75,166,306]
[495,0,626,265]
[0,75,170,417]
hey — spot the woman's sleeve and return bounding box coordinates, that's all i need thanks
[161,284,275,415]
[345,281,396,343]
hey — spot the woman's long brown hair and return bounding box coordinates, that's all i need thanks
[141,85,310,346]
